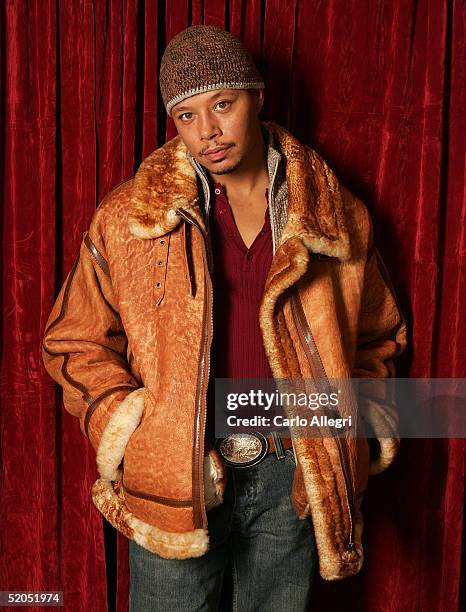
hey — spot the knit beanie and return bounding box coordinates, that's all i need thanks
[159,25,265,116]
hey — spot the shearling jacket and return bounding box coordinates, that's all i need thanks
[42,121,407,581]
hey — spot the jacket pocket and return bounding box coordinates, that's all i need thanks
[96,387,146,482]
[119,391,193,507]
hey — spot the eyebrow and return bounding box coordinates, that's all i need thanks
[174,90,235,113]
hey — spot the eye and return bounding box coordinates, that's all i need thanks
[215,100,232,111]
[179,112,193,121]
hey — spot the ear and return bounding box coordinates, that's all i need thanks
[256,88,265,113]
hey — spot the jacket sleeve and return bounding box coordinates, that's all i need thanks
[42,222,140,455]
[353,228,408,475]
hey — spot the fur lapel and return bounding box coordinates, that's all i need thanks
[128,121,351,261]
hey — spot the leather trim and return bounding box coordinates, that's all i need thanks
[61,354,94,404]
[92,478,209,559]
[121,479,193,507]
[267,435,293,455]
[290,287,357,551]
[42,254,94,404]
[43,254,80,337]
[180,221,195,297]
[176,209,211,530]
[84,384,138,438]
[84,231,110,278]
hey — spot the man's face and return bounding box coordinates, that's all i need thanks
[171,88,264,175]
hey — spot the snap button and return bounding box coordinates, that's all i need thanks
[157,260,163,266]
[215,187,221,195]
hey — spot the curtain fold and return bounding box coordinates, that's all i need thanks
[1,1,464,610]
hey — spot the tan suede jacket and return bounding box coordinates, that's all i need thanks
[42,121,407,581]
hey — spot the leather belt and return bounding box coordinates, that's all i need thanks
[267,433,293,455]
[215,432,294,468]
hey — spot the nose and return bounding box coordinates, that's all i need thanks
[198,112,221,142]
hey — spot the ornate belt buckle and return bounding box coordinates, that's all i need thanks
[215,433,269,468]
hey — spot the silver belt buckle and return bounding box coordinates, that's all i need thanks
[215,433,269,468]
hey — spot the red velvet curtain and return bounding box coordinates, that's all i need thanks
[1,1,465,611]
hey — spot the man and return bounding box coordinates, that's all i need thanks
[42,25,407,611]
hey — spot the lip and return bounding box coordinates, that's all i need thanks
[204,145,231,160]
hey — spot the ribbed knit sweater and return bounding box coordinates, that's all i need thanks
[206,182,274,442]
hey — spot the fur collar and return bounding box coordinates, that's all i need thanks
[128,121,351,261]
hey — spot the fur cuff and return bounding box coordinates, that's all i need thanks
[91,478,208,559]
[95,386,227,512]
[360,397,400,475]
[369,436,400,475]
[96,388,145,481]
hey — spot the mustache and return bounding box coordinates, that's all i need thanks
[201,143,234,155]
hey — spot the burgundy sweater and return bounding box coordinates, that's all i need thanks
[206,182,274,441]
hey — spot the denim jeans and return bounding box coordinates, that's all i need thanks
[129,448,317,611]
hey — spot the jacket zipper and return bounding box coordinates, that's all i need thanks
[120,211,212,520]
[175,208,213,530]
[290,289,356,552]
[267,154,280,254]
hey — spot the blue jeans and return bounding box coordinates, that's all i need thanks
[129,448,317,611]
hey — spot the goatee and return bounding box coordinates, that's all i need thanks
[208,159,242,175]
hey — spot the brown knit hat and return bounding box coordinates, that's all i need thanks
[160,25,265,116]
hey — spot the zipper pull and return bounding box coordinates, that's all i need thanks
[341,540,359,563]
